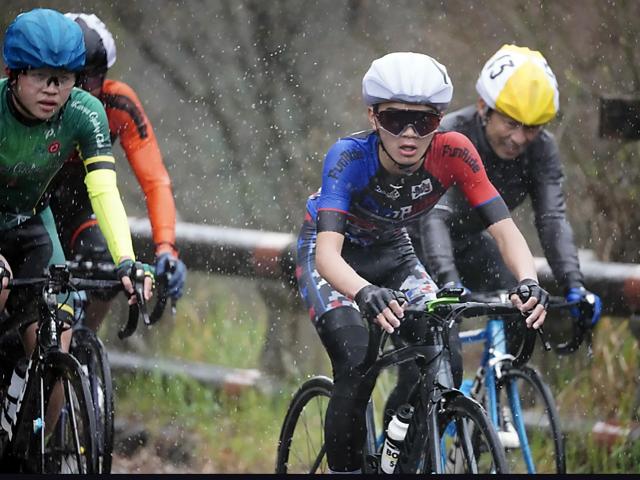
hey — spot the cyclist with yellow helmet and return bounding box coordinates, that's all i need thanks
[413,45,602,349]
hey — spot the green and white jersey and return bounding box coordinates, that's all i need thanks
[0,78,111,226]
[0,78,134,261]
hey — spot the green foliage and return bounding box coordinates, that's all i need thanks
[115,371,295,472]
[540,317,640,472]
[154,274,268,368]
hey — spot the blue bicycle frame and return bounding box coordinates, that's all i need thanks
[460,317,537,473]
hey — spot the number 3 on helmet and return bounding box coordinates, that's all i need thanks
[475,44,559,126]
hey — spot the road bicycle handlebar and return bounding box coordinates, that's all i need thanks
[65,259,173,337]
[435,294,548,367]
[463,289,592,358]
[362,288,545,371]
[4,263,167,340]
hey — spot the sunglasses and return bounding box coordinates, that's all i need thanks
[375,109,441,137]
[23,70,76,89]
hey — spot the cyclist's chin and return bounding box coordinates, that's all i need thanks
[495,142,526,160]
[34,102,61,119]
[391,147,425,165]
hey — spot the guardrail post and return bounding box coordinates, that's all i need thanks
[257,278,304,377]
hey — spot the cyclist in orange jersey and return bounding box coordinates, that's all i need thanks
[47,13,186,330]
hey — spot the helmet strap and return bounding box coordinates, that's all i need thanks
[376,131,425,173]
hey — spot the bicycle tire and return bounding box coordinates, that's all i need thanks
[39,352,98,474]
[71,328,114,473]
[424,393,508,474]
[275,376,332,474]
[493,366,565,474]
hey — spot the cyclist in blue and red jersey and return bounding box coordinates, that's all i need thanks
[295,51,549,473]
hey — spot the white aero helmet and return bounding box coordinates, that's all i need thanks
[476,44,559,126]
[65,13,116,71]
[362,52,453,112]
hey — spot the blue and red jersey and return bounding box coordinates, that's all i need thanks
[305,130,509,245]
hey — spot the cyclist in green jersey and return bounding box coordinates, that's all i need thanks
[0,8,152,437]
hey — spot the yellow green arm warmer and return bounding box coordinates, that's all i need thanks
[83,155,135,263]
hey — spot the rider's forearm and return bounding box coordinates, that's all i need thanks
[84,162,136,263]
[127,144,177,254]
[316,232,370,298]
[537,215,583,290]
[487,218,538,282]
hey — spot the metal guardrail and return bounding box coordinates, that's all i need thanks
[109,350,267,394]
[129,217,640,316]
[129,217,296,283]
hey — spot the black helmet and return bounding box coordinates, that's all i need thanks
[65,13,116,76]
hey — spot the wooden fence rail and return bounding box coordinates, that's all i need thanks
[129,217,640,317]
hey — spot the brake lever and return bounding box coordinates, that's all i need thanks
[516,286,552,352]
[168,259,178,317]
[134,267,151,327]
[119,302,139,340]
[118,262,148,339]
[148,258,177,323]
[537,327,552,352]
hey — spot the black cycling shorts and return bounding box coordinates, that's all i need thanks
[0,207,70,327]
[296,218,438,323]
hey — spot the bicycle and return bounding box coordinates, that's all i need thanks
[66,258,172,473]
[275,287,542,474]
[458,290,597,474]
[0,262,150,473]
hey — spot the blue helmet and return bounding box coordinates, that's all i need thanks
[3,8,85,72]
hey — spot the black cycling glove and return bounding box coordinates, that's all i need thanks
[508,278,549,309]
[354,285,407,320]
[116,259,136,281]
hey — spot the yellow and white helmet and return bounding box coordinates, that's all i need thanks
[476,44,559,126]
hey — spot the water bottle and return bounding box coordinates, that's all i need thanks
[380,404,414,474]
[1,359,28,440]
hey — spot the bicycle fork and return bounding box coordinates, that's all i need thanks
[485,319,536,473]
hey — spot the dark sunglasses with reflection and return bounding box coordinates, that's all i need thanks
[374,107,441,137]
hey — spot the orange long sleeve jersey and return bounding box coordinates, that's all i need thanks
[101,79,177,255]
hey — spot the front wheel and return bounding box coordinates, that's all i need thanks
[275,376,332,474]
[40,352,98,474]
[435,393,509,474]
[495,366,565,473]
[71,328,114,473]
